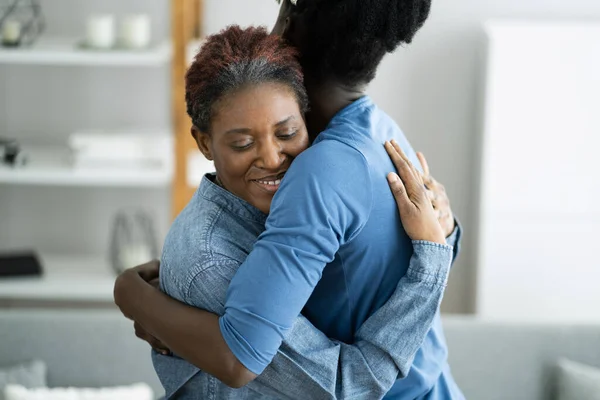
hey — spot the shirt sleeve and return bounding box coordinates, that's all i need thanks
[248,241,453,399]
[219,142,373,374]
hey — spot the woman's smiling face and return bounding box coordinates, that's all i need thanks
[195,82,309,214]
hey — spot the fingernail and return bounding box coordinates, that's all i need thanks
[387,173,399,183]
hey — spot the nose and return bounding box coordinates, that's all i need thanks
[257,138,285,170]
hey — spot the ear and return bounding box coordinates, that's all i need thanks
[283,7,311,51]
[191,126,213,161]
[280,15,293,40]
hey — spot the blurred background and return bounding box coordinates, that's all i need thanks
[0,1,599,399]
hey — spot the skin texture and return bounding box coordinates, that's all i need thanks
[193,82,309,215]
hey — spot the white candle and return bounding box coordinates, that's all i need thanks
[2,20,21,45]
[120,14,151,49]
[86,14,116,49]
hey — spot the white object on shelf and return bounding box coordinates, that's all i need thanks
[0,144,173,187]
[120,14,152,50]
[69,130,172,167]
[0,37,172,66]
[2,20,21,45]
[476,21,600,322]
[0,254,116,302]
[86,14,116,49]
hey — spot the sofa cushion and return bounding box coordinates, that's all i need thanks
[4,383,153,400]
[556,359,600,400]
[0,361,46,400]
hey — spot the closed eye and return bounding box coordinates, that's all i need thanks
[277,130,298,140]
[231,141,254,151]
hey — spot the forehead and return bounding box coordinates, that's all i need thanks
[211,83,300,131]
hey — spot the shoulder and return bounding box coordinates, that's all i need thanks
[160,192,242,304]
[280,139,373,205]
[162,188,221,263]
[282,138,372,202]
[267,139,373,243]
[292,138,369,177]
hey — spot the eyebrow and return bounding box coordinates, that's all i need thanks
[274,116,296,127]
[223,116,297,135]
[224,128,252,135]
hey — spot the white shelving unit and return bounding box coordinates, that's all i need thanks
[0,254,116,302]
[0,37,172,67]
[0,8,174,304]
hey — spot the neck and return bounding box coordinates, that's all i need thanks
[304,76,367,141]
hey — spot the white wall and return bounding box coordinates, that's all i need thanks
[203,0,600,313]
[477,22,600,321]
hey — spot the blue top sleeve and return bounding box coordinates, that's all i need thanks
[219,141,373,374]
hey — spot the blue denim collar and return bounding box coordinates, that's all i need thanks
[198,174,268,225]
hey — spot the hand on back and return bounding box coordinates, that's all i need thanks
[384,140,447,245]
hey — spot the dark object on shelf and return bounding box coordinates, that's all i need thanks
[0,0,45,47]
[0,251,43,278]
[0,137,27,166]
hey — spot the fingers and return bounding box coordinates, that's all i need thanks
[134,260,161,282]
[385,141,426,205]
[134,321,170,355]
[416,152,430,177]
[149,277,161,290]
[385,142,416,189]
[390,140,423,186]
[387,172,411,208]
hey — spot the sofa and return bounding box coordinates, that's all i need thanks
[1,310,599,399]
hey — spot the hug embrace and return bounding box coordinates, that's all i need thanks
[114,0,464,399]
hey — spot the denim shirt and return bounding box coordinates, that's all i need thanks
[154,174,458,399]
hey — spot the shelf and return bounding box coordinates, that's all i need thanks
[0,254,117,302]
[0,145,173,188]
[0,37,172,67]
[0,165,173,187]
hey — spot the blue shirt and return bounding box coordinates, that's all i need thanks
[220,96,464,399]
[155,174,458,399]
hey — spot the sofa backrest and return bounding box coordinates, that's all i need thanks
[2,311,600,400]
[444,317,600,400]
[0,309,163,396]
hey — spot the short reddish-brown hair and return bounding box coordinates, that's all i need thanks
[186,25,308,133]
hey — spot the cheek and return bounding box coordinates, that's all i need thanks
[287,136,310,158]
[213,149,254,182]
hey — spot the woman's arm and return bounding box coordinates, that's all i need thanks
[123,237,450,397]
[115,269,251,388]
[115,142,453,394]
[253,241,451,399]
